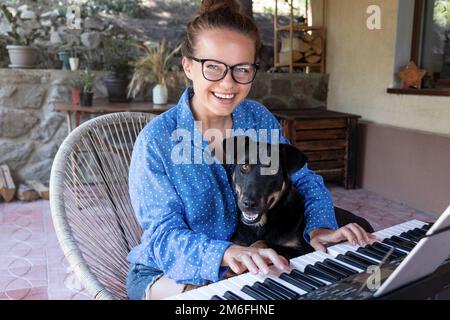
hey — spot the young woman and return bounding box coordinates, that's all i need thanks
[126,0,375,300]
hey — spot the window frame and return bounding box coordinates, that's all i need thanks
[387,0,450,96]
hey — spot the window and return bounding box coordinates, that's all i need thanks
[389,0,450,95]
[412,0,450,88]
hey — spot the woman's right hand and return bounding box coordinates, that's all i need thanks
[221,244,289,275]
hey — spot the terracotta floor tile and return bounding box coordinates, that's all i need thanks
[0,286,48,300]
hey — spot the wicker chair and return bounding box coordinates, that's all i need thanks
[49,112,157,300]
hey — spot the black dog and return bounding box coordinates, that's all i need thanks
[222,136,374,260]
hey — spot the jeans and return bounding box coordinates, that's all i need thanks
[126,263,164,300]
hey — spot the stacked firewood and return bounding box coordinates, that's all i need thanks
[279,32,324,65]
[0,165,49,202]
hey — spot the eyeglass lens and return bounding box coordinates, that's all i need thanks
[202,60,256,84]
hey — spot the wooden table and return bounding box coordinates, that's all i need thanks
[273,108,361,189]
[54,99,174,132]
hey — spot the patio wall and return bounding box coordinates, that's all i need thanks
[325,0,450,215]
[0,69,328,185]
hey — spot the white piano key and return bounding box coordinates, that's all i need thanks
[227,272,259,296]
[188,286,219,300]
[219,278,255,300]
[405,219,428,228]
[207,281,234,297]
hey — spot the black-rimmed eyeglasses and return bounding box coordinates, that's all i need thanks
[188,56,259,84]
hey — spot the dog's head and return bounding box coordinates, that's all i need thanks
[222,136,307,226]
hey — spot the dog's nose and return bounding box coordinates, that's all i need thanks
[242,198,257,210]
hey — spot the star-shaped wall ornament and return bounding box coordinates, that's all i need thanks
[398,61,427,89]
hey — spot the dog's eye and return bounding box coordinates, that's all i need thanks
[240,164,250,173]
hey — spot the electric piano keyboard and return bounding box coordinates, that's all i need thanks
[168,219,445,300]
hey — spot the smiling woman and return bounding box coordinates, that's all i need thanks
[125,0,373,301]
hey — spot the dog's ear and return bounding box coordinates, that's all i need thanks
[221,135,250,164]
[279,143,308,175]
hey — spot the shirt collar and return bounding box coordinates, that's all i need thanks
[175,87,256,148]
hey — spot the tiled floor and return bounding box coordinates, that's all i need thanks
[0,185,436,300]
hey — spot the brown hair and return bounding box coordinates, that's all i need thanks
[181,0,261,61]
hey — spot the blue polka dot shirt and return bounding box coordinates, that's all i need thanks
[127,87,338,285]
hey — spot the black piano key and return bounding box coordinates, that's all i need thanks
[336,254,367,270]
[390,236,416,250]
[253,282,286,300]
[223,291,243,300]
[211,295,224,300]
[264,278,300,300]
[409,229,425,239]
[400,232,420,243]
[290,269,326,288]
[356,247,384,261]
[371,242,406,257]
[279,272,316,293]
[422,223,432,230]
[406,229,424,239]
[382,238,411,252]
[364,245,397,261]
[323,258,358,276]
[346,251,379,266]
[242,284,271,300]
[304,264,340,283]
[315,261,347,280]
[412,227,427,236]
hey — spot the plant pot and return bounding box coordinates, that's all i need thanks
[71,88,80,105]
[58,50,71,70]
[104,77,131,102]
[6,45,38,68]
[152,83,168,105]
[79,92,94,107]
[69,57,79,71]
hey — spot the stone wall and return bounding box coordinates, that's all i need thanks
[0,68,328,185]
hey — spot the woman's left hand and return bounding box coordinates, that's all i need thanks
[309,223,377,253]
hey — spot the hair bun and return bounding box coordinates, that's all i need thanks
[199,0,241,15]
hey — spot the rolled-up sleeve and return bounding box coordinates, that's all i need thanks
[129,133,230,285]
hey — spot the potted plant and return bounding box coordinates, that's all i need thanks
[58,47,71,70]
[103,37,134,102]
[127,39,181,104]
[69,46,79,71]
[69,79,83,105]
[79,68,96,107]
[0,4,40,68]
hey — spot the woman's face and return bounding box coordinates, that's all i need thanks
[182,28,256,119]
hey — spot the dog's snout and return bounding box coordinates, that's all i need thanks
[242,198,257,210]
